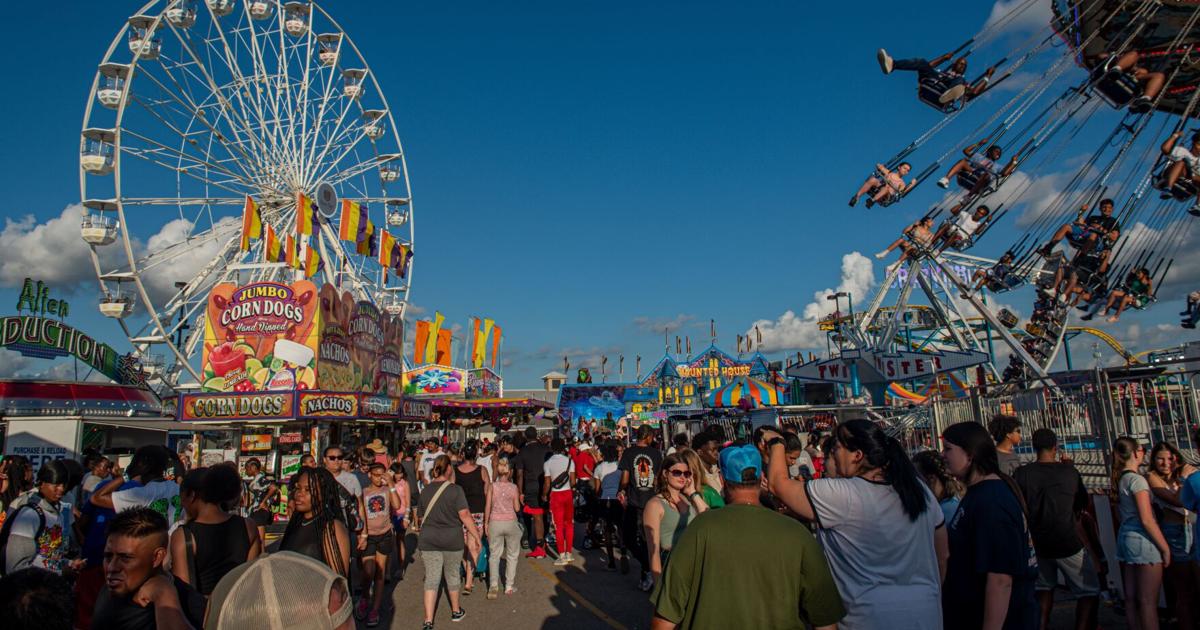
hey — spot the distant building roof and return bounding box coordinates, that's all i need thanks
[541,371,568,380]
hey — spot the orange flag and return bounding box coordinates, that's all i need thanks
[490,325,502,369]
[413,320,431,365]
[435,328,452,366]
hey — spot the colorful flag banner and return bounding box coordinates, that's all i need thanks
[473,318,494,369]
[240,195,262,251]
[379,229,396,268]
[263,224,283,263]
[435,328,452,366]
[304,243,322,278]
[296,192,316,236]
[355,217,375,256]
[469,318,482,368]
[424,311,444,364]
[394,243,413,278]
[338,199,363,242]
[490,325,502,369]
[413,320,431,365]
[285,234,297,269]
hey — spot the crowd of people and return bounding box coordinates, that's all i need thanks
[1,415,1199,629]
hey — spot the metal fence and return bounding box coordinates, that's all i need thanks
[924,365,1200,489]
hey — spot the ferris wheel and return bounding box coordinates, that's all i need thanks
[79,0,413,393]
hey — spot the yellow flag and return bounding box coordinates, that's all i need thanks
[424,311,444,364]
[473,318,493,368]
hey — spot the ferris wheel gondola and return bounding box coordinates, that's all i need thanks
[79,0,415,394]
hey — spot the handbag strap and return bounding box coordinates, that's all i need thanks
[423,481,451,521]
[182,522,199,591]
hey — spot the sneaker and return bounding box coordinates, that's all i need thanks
[1183,322,1196,329]
[423,622,434,630]
[566,552,575,563]
[1190,203,1200,217]
[451,608,466,623]
[355,597,369,620]
[554,555,571,566]
[939,84,967,104]
[366,612,380,628]
[865,198,875,209]
[877,48,893,74]
[504,587,517,595]
[486,588,499,600]
[848,195,858,207]
[1129,96,1152,114]
[525,547,546,559]
[937,177,950,189]
[1080,313,1094,321]
[875,250,889,259]
[638,574,654,592]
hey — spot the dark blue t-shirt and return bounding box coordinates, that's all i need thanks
[943,478,1038,630]
[81,479,142,566]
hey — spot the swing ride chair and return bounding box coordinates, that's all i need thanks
[919,75,966,114]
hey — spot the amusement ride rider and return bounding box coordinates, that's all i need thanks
[849,162,915,208]
[876,48,998,106]
[938,142,1019,200]
[1158,129,1200,213]
[1038,199,1120,258]
[932,204,992,251]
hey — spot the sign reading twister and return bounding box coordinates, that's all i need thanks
[202,280,404,395]
[202,281,319,392]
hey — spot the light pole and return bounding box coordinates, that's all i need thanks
[827,292,860,398]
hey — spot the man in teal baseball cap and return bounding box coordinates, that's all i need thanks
[651,444,845,630]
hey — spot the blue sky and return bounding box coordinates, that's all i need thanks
[1,0,1196,388]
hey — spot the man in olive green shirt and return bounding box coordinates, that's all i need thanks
[651,444,844,630]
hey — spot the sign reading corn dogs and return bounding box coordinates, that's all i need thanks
[201,281,319,393]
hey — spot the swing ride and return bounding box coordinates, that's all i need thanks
[830,0,1200,392]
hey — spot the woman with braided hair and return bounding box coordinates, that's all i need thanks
[280,466,351,577]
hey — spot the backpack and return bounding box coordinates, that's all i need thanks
[336,484,362,533]
[0,502,47,577]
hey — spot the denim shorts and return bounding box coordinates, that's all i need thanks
[1160,522,1193,560]
[1117,527,1163,565]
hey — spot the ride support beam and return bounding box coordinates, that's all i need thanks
[927,256,1049,378]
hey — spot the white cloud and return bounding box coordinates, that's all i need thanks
[748,252,876,352]
[138,216,239,305]
[0,204,239,310]
[0,348,42,377]
[0,204,123,289]
[982,0,1052,37]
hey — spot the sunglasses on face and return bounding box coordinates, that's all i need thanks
[325,455,343,461]
[668,469,692,478]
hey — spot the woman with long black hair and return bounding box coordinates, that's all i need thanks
[280,466,351,577]
[762,420,946,628]
[941,422,1038,630]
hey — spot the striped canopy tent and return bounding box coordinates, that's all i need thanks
[705,375,781,409]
